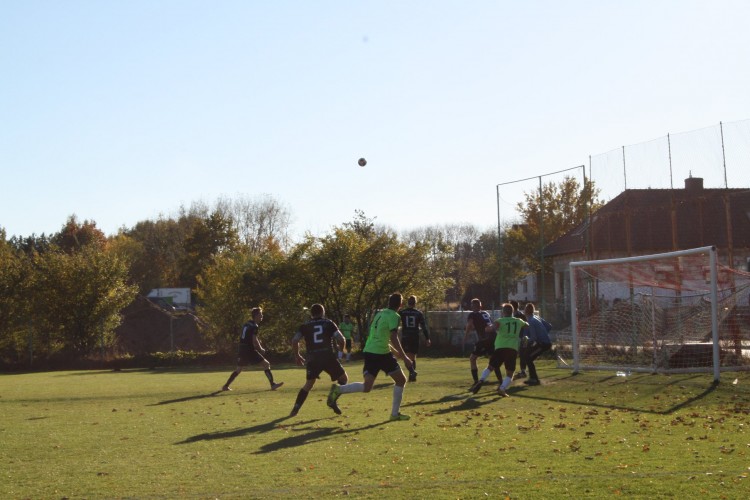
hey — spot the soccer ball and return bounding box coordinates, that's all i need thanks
[358,157,367,167]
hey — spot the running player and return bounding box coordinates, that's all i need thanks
[338,314,355,362]
[398,295,431,382]
[470,303,528,397]
[289,304,348,416]
[327,293,414,421]
[222,307,283,392]
[462,298,502,386]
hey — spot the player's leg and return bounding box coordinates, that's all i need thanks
[327,355,375,410]
[345,339,352,361]
[291,377,316,416]
[471,349,501,394]
[324,359,347,415]
[469,351,479,383]
[525,342,551,385]
[498,350,518,396]
[515,342,528,379]
[222,365,243,391]
[258,355,283,390]
[386,356,410,421]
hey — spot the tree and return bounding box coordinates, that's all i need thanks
[403,224,498,309]
[502,175,603,288]
[179,209,238,289]
[30,246,137,358]
[288,214,452,339]
[51,215,106,253]
[0,230,33,364]
[216,194,292,254]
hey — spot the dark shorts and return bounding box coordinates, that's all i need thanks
[489,348,518,373]
[401,334,420,355]
[306,354,345,381]
[344,339,352,352]
[237,345,265,366]
[472,338,495,357]
[363,352,401,378]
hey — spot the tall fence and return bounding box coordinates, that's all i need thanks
[590,119,750,201]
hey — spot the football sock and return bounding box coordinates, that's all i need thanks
[471,368,479,383]
[264,369,275,385]
[479,368,491,382]
[411,359,417,370]
[392,385,404,416]
[501,376,512,391]
[225,370,239,387]
[294,388,309,408]
[339,382,365,394]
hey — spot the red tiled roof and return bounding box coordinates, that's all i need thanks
[544,185,750,257]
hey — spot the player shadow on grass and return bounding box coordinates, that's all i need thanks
[176,416,309,444]
[149,391,224,406]
[401,390,508,415]
[252,420,390,454]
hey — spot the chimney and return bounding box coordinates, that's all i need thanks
[684,176,703,193]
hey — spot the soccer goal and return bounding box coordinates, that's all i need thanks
[566,246,750,381]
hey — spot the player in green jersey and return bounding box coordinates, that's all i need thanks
[327,293,414,421]
[338,314,355,362]
[469,303,528,397]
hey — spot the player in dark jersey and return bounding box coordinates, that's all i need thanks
[462,298,502,386]
[398,295,431,382]
[510,300,529,379]
[222,307,283,392]
[289,303,348,416]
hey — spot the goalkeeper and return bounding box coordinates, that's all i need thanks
[521,303,552,386]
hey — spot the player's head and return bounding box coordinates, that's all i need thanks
[343,314,350,321]
[509,300,519,311]
[251,307,263,321]
[502,303,514,317]
[310,303,325,318]
[470,298,481,311]
[407,295,417,307]
[524,302,535,316]
[388,293,403,310]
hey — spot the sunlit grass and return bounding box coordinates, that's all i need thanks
[1,359,748,498]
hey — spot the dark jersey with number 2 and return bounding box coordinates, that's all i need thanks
[297,318,340,358]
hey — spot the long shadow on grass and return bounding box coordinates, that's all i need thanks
[176,417,389,454]
[402,391,501,415]
[176,416,300,444]
[149,391,223,406]
[509,378,718,415]
[252,420,389,454]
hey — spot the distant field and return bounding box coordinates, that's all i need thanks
[1,358,748,498]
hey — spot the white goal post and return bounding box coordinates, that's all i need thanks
[568,246,750,381]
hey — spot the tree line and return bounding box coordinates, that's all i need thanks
[0,178,600,366]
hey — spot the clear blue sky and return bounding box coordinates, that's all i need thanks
[2,0,749,240]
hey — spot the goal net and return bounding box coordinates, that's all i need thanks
[565,246,750,379]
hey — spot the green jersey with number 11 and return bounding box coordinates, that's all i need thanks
[493,316,528,351]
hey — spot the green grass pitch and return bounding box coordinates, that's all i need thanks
[1,358,748,498]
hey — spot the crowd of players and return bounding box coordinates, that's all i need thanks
[221,293,552,421]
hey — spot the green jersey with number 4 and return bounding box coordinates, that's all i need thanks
[364,309,400,354]
[493,316,528,351]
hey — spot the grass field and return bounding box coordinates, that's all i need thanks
[1,358,748,499]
